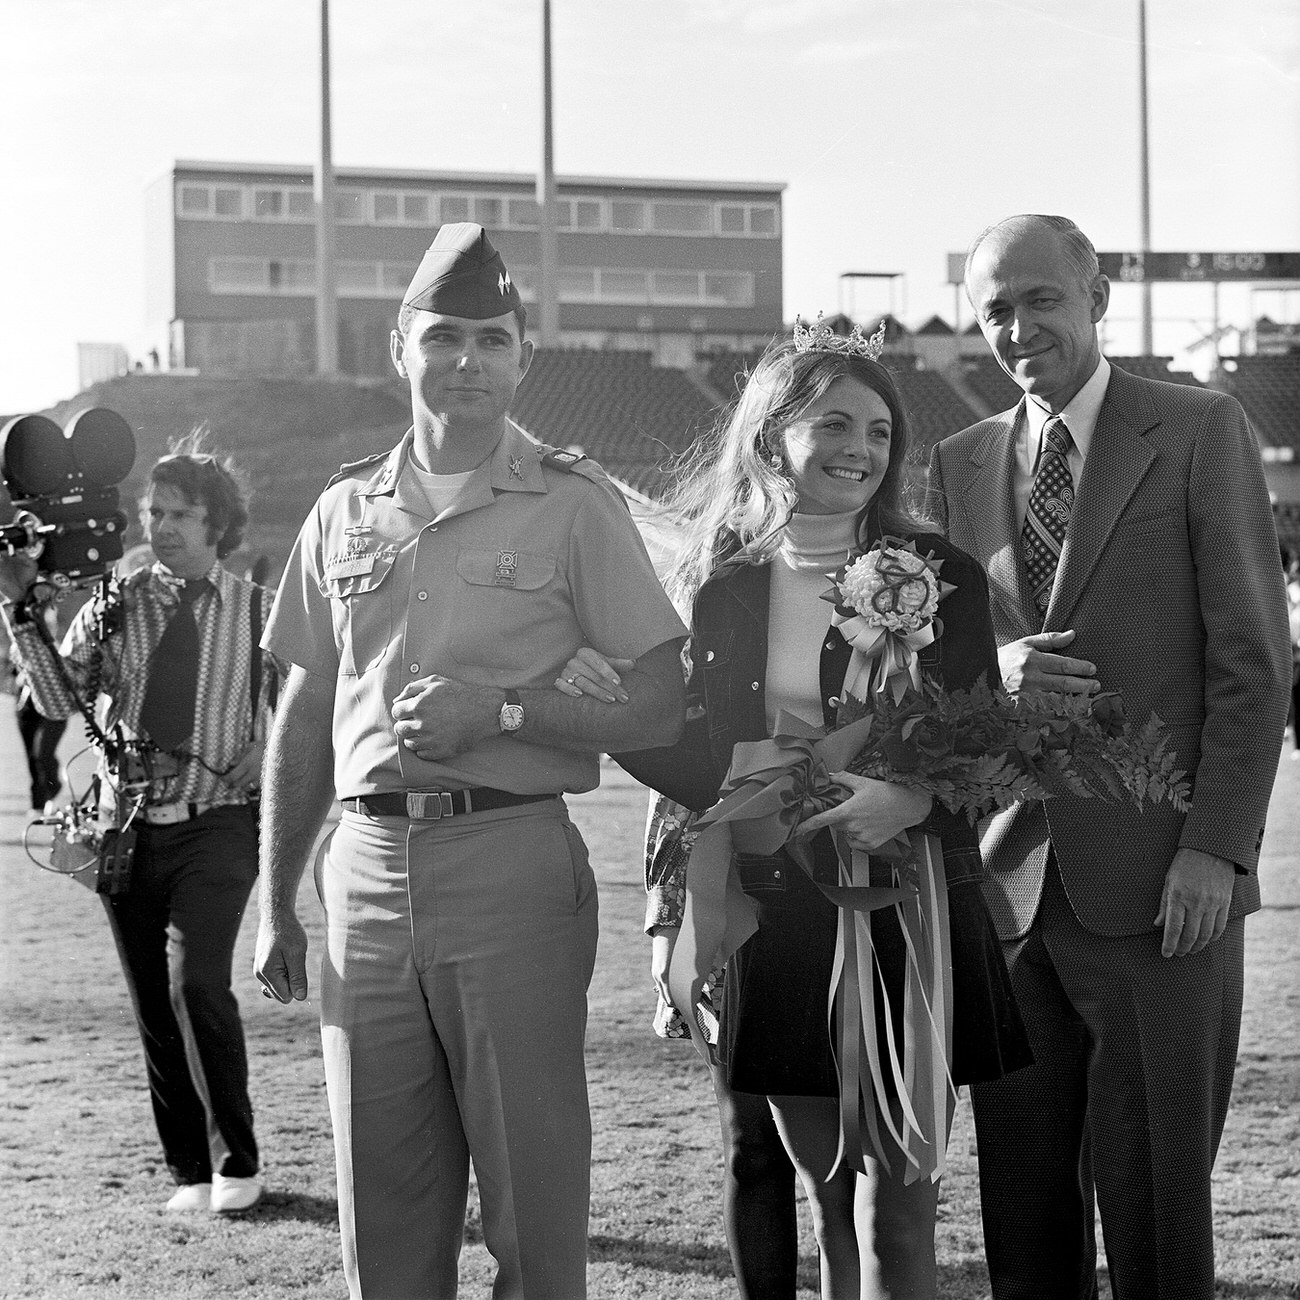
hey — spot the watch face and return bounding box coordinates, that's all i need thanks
[500,703,525,733]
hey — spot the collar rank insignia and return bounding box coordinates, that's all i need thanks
[508,455,525,480]
[494,549,518,586]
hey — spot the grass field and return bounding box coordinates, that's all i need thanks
[1,714,1297,1299]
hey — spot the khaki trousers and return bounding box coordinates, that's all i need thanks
[317,799,599,1299]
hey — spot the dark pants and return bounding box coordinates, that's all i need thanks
[103,804,260,1186]
[16,695,66,810]
[709,1062,798,1300]
[972,856,1244,1300]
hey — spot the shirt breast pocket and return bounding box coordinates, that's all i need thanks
[319,553,398,676]
[448,548,561,671]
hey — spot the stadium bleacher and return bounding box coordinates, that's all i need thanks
[1221,354,1300,453]
[511,350,719,497]
[960,355,1023,414]
[1104,356,1204,387]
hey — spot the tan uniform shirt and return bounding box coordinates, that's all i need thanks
[265,422,687,796]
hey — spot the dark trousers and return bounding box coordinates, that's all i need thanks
[103,804,260,1185]
[16,695,66,810]
[972,856,1244,1300]
[709,1062,798,1300]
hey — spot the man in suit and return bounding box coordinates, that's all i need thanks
[929,214,1291,1299]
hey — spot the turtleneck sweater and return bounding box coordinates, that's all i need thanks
[765,511,860,732]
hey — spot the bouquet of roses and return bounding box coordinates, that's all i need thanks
[824,535,1190,820]
[837,676,1191,823]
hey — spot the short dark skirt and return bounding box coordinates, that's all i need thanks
[719,832,1032,1097]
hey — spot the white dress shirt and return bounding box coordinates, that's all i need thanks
[1012,356,1111,528]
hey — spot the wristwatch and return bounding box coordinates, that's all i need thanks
[499,688,524,735]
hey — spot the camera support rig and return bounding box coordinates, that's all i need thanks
[0,408,136,586]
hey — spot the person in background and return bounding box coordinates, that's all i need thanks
[931,213,1291,1299]
[560,323,1030,1299]
[0,442,276,1215]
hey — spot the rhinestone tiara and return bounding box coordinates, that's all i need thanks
[791,312,887,362]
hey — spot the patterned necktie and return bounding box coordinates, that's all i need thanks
[138,580,207,751]
[1021,417,1075,614]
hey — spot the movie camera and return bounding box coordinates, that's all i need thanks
[2,408,139,892]
[0,408,136,587]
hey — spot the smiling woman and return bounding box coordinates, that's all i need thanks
[778,376,893,516]
[566,322,1031,1299]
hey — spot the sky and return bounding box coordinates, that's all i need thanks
[0,0,1296,415]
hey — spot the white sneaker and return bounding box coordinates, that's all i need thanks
[211,1173,262,1213]
[165,1182,212,1212]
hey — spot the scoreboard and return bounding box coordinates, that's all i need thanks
[1097,252,1300,283]
[947,251,1300,284]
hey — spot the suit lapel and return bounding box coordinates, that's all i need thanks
[959,405,1036,638]
[1045,368,1158,630]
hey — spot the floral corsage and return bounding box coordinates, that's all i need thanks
[824,537,956,703]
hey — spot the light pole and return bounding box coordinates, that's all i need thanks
[838,271,905,324]
[536,0,559,347]
[1138,0,1153,355]
[315,0,338,375]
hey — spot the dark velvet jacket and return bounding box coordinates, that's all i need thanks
[614,531,1001,887]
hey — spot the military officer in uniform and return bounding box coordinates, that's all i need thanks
[253,223,688,1300]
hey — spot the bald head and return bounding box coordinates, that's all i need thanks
[965,215,1100,302]
[964,215,1110,413]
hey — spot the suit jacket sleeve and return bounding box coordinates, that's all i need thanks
[1178,394,1291,869]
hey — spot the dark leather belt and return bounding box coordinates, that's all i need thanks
[341,789,555,820]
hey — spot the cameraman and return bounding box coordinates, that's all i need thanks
[0,445,277,1215]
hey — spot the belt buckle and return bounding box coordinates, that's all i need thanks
[407,791,455,820]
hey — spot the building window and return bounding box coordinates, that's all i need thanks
[749,204,778,235]
[403,193,431,224]
[287,188,314,217]
[210,257,268,291]
[334,189,366,222]
[651,201,711,234]
[558,267,597,300]
[703,272,755,306]
[609,200,646,232]
[440,194,470,223]
[179,185,211,216]
[373,191,401,223]
[213,186,244,218]
[718,205,746,234]
[473,196,504,227]
[599,269,650,302]
[557,198,603,231]
[253,188,284,219]
[651,271,700,303]
[508,197,540,229]
[338,261,380,292]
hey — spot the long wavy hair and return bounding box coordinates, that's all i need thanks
[661,338,926,607]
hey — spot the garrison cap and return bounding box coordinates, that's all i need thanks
[402,222,522,318]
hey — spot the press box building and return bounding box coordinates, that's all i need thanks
[144,160,785,378]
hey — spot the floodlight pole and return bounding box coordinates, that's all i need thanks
[1137,0,1153,355]
[838,271,904,322]
[536,0,560,346]
[315,0,338,375]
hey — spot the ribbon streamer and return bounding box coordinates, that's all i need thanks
[666,711,957,1183]
[831,609,935,704]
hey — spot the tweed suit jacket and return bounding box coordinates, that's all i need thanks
[930,365,1291,939]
